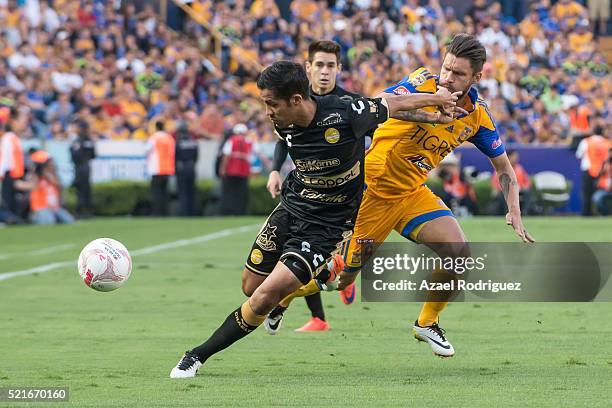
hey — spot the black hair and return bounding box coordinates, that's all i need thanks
[256,61,309,101]
[446,33,487,74]
[155,121,165,131]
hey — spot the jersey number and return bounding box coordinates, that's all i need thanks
[302,241,324,267]
[351,100,365,115]
[285,134,292,147]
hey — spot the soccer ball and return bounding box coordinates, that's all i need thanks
[77,238,132,292]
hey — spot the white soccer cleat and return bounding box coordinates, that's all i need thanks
[170,351,202,378]
[412,321,455,358]
[264,305,286,335]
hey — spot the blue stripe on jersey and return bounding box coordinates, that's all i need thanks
[383,81,418,94]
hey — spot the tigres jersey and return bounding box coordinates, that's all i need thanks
[365,67,505,198]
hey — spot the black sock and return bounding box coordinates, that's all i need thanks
[191,306,257,363]
[305,293,325,321]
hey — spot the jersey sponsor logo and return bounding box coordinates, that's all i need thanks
[317,112,343,126]
[297,161,361,188]
[294,158,341,172]
[408,125,457,158]
[404,155,433,171]
[256,224,278,251]
[299,188,348,203]
[445,125,455,133]
[250,249,264,265]
[393,86,410,95]
[324,127,341,144]
[491,137,502,149]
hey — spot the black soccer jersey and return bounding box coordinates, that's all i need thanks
[275,95,388,228]
[310,85,360,101]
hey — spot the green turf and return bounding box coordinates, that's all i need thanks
[1,217,611,407]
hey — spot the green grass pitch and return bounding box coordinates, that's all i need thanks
[1,217,611,407]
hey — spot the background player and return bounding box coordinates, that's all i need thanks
[267,34,535,358]
[170,60,462,378]
[266,40,362,333]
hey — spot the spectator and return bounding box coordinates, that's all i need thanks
[25,151,74,225]
[147,121,175,216]
[219,123,252,216]
[70,121,96,218]
[438,158,478,216]
[175,121,199,216]
[0,117,25,220]
[592,147,612,215]
[576,126,611,215]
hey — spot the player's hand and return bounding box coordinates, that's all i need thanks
[267,170,282,198]
[506,210,535,243]
[435,87,461,112]
[431,106,469,124]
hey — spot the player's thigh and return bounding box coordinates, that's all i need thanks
[282,221,351,283]
[249,261,306,315]
[416,216,470,259]
[345,190,402,272]
[242,204,289,296]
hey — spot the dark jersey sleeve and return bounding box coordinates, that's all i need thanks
[271,139,288,172]
[346,97,389,138]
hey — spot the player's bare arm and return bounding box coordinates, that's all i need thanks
[490,153,535,243]
[376,87,465,124]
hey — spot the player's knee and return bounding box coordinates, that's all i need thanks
[249,287,280,315]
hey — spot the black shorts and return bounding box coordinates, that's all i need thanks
[245,204,352,284]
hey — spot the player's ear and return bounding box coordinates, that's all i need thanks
[337,62,342,72]
[305,61,312,74]
[473,71,483,84]
[290,94,303,106]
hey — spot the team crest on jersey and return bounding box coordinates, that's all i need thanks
[491,138,502,149]
[250,249,264,265]
[404,155,433,171]
[256,224,277,251]
[325,128,341,144]
[445,125,455,133]
[317,112,343,127]
[458,126,473,142]
[393,86,410,95]
[408,74,426,87]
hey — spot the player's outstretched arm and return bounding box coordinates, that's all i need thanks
[377,87,464,123]
[490,153,536,243]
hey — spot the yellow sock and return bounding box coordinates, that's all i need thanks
[241,300,266,327]
[417,267,454,326]
[279,279,321,307]
[417,301,448,327]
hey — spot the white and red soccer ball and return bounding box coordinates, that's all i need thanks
[77,238,132,292]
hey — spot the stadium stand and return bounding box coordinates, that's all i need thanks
[0,0,608,145]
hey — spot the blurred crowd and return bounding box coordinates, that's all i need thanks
[0,0,609,146]
[185,0,611,144]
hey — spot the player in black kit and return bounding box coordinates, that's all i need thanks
[170,60,461,378]
[267,40,363,333]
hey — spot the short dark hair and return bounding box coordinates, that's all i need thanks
[308,40,341,63]
[256,61,309,100]
[155,121,165,131]
[446,33,487,74]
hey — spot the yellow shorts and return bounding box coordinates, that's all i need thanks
[343,185,453,271]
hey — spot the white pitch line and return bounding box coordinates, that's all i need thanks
[0,224,259,282]
[28,243,76,256]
